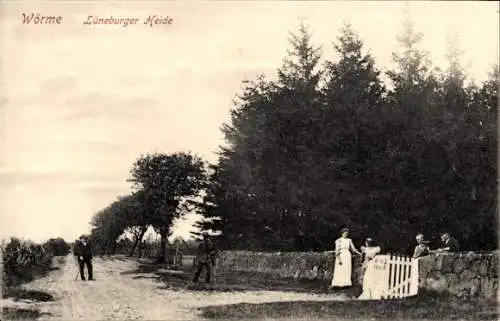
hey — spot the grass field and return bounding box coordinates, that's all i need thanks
[199,291,498,321]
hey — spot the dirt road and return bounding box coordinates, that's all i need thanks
[7,255,340,320]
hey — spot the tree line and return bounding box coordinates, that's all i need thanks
[89,152,206,263]
[89,18,498,259]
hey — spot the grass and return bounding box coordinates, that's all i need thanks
[1,288,55,321]
[1,256,61,320]
[199,291,498,321]
[2,256,60,288]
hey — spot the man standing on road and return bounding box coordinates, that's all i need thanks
[74,235,94,281]
[192,232,217,284]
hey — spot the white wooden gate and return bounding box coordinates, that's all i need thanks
[371,254,419,299]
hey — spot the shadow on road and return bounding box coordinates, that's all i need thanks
[132,275,160,280]
[121,259,362,296]
[2,307,52,320]
[3,288,55,302]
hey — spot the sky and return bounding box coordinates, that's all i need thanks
[0,1,498,243]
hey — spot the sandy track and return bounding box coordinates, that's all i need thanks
[13,255,339,320]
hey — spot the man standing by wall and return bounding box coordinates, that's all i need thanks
[436,233,460,252]
[192,232,217,284]
[73,235,94,281]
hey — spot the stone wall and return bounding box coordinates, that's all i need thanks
[218,250,499,300]
[418,252,498,300]
[217,250,363,285]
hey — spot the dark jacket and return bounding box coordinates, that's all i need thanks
[73,240,93,260]
[441,237,460,252]
[195,238,217,265]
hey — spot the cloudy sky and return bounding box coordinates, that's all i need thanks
[0,1,498,243]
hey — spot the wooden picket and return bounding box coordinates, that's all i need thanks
[371,254,419,299]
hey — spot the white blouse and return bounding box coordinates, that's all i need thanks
[361,245,381,262]
[335,237,357,254]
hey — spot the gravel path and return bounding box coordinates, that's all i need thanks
[6,255,342,320]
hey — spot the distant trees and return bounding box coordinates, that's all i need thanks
[89,152,207,262]
[89,200,128,256]
[128,152,206,262]
[44,238,71,256]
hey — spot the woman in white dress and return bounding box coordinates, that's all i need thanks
[358,238,382,299]
[330,228,361,288]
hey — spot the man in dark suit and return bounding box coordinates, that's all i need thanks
[437,233,460,252]
[192,232,217,284]
[73,235,94,281]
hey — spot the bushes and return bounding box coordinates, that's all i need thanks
[1,237,54,287]
[43,238,71,256]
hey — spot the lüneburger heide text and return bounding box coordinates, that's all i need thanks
[83,15,173,27]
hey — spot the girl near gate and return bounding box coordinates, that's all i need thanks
[330,228,361,288]
[358,237,382,299]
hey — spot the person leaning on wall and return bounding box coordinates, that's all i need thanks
[412,233,431,258]
[434,232,460,253]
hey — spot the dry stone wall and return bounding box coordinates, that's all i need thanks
[418,252,498,300]
[217,250,363,284]
[218,250,499,300]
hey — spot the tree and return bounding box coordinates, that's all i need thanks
[208,20,325,250]
[119,191,151,257]
[259,20,325,250]
[43,238,70,256]
[89,199,128,255]
[129,152,206,262]
[315,21,388,246]
[191,163,230,244]
[438,29,467,114]
[278,18,323,95]
[476,64,499,113]
[386,13,439,121]
[322,20,386,165]
[197,16,498,253]
[324,21,385,109]
[450,64,498,249]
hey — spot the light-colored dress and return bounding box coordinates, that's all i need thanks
[330,237,357,287]
[358,246,382,299]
